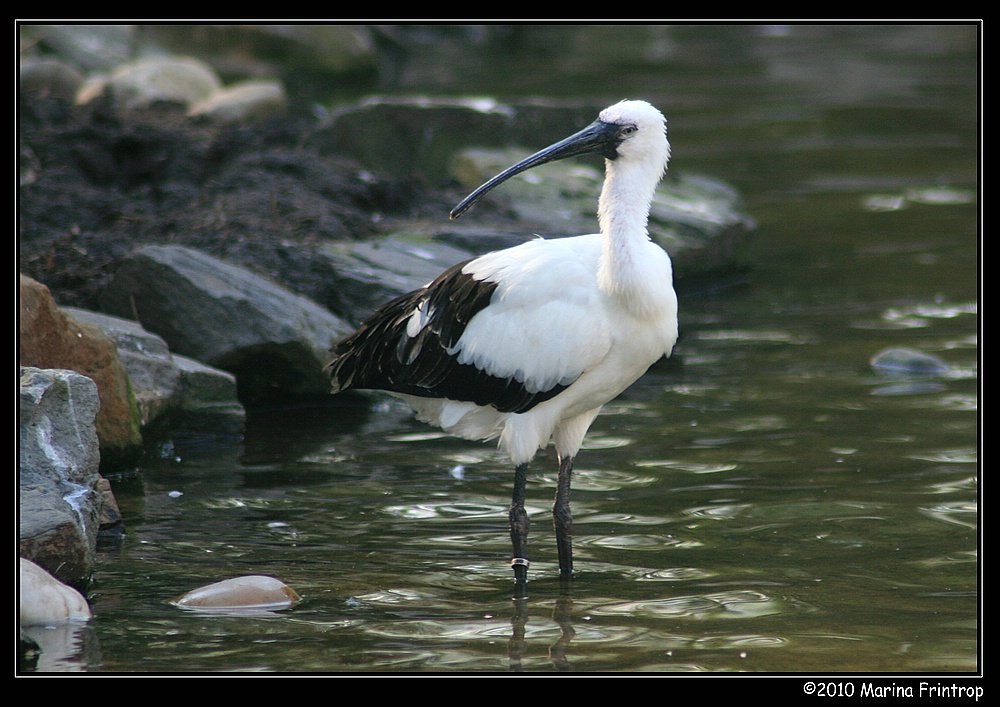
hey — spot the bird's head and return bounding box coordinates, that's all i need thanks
[450,100,669,220]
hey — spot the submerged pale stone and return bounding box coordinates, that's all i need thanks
[172,575,301,611]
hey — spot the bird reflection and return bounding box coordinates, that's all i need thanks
[507,583,576,672]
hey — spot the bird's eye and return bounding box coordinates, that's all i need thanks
[620,125,638,137]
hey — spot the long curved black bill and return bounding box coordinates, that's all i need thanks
[450,118,621,220]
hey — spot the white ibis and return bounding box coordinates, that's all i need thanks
[328,100,678,588]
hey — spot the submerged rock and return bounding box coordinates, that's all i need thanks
[870,347,950,376]
[172,575,301,612]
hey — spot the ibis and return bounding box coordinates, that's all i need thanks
[328,100,678,587]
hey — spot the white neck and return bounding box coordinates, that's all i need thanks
[596,158,665,315]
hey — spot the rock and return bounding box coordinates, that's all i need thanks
[95,477,123,536]
[170,354,246,434]
[317,234,476,322]
[19,142,41,187]
[19,367,103,585]
[188,79,287,123]
[19,558,91,625]
[63,307,245,434]
[311,96,517,182]
[172,575,301,612]
[20,24,137,72]
[146,24,377,84]
[99,245,352,403]
[63,307,178,427]
[19,274,143,457]
[19,57,84,102]
[870,347,951,396]
[104,57,223,112]
[871,347,950,376]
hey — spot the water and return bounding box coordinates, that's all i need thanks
[38,25,979,673]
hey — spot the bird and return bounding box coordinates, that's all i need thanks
[328,100,678,588]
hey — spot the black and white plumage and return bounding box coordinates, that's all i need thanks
[329,100,678,588]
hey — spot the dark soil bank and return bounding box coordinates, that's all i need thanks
[19,94,450,314]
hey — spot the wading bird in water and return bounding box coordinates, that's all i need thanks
[328,100,678,589]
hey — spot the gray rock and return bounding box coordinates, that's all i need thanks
[62,307,179,427]
[171,354,246,434]
[63,307,245,433]
[311,96,518,183]
[19,57,84,101]
[20,24,137,72]
[19,367,103,586]
[99,245,351,403]
[146,24,376,79]
[318,235,476,322]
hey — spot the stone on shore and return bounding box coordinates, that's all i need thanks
[19,367,103,586]
[19,558,92,626]
[20,275,143,457]
[99,244,352,404]
[64,307,245,435]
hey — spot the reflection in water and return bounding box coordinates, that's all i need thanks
[508,587,575,672]
[502,582,806,672]
[20,623,97,673]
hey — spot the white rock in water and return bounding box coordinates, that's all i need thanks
[172,575,301,611]
[19,558,91,626]
[870,347,949,376]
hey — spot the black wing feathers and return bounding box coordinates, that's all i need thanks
[328,260,567,414]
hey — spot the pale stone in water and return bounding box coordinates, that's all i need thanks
[870,347,949,376]
[173,575,301,611]
[19,558,91,626]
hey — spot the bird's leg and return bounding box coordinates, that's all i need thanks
[509,463,530,587]
[553,454,575,577]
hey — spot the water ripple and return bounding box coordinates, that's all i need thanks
[926,475,978,494]
[684,503,752,520]
[696,329,814,345]
[541,468,659,491]
[634,567,715,582]
[584,512,675,526]
[634,459,739,474]
[908,448,978,464]
[584,534,703,550]
[591,590,790,620]
[919,501,978,529]
[383,500,511,520]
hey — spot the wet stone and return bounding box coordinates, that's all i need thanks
[172,575,301,612]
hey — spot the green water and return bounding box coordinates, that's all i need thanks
[35,25,979,673]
